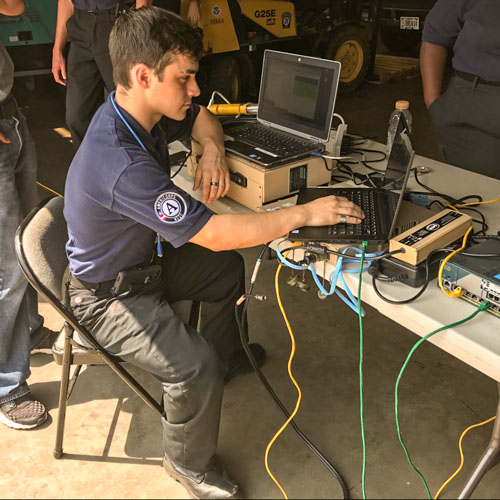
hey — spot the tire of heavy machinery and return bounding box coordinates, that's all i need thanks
[237,51,258,102]
[380,26,422,55]
[325,24,371,95]
[205,53,241,104]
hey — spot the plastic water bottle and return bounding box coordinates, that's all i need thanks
[387,100,412,153]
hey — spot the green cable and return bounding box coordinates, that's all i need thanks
[358,240,368,499]
[395,300,491,499]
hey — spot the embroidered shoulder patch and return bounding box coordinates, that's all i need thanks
[155,192,187,224]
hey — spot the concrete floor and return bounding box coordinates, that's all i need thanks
[2,57,500,500]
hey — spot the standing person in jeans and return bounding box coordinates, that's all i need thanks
[420,0,500,179]
[51,0,151,150]
[64,7,363,497]
[0,0,56,430]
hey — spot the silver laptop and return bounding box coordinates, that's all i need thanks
[223,50,341,168]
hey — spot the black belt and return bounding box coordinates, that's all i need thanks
[70,263,162,297]
[0,95,19,120]
[70,274,116,294]
[75,3,131,17]
[454,70,500,87]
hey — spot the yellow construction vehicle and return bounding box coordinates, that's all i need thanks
[181,0,377,104]
[181,0,299,104]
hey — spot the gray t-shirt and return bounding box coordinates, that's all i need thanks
[0,42,14,102]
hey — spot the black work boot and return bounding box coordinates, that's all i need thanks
[163,455,240,499]
[224,343,266,383]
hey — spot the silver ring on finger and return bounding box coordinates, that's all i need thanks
[339,214,347,224]
[210,181,219,187]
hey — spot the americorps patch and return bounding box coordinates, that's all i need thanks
[155,192,187,224]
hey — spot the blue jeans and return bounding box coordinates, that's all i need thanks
[0,105,42,403]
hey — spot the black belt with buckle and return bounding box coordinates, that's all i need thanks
[70,263,162,297]
[70,274,116,294]
[0,95,19,120]
[77,3,131,17]
[455,70,500,87]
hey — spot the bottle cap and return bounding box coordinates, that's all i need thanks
[395,100,409,110]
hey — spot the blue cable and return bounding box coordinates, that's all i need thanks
[276,243,372,315]
[335,247,387,314]
[110,91,163,258]
[309,264,363,315]
[275,245,308,271]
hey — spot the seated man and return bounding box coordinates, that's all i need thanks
[64,7,363,499]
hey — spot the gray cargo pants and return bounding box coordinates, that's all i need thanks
[429,71,500,180]
[68,243,246,473]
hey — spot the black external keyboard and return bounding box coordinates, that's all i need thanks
[228,124,316,156]
[327,189,380,237]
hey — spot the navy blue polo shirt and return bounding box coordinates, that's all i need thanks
[64,96,213,282]
[422,0,500,82]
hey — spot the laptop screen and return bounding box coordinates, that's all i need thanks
[383,114,415,239]
[383,112,413,191]
[257,50,341,142]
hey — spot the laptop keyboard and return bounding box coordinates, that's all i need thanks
[327,189,379,237]
[228,124,318,156]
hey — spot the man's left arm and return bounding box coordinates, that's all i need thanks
[191,106,230,204]
[0,0,25,16]
[135,0,152,8]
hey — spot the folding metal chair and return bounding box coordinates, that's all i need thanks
[15,196,200,458]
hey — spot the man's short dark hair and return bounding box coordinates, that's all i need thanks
[109,6,204,89]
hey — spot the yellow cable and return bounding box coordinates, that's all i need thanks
[447,197,500,209]
[438,226,473,297]
[434,416,496,499]
[37,181,63,197]
[264,244,303,500]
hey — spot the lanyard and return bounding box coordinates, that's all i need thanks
[110,91,163,257]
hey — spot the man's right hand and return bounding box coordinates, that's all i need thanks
[52,48,67,86]
[303,195,364,226]
[190,195,365,252]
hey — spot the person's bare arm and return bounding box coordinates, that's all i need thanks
[420,41,449,109]
[135,0,152,7]
[190,106,231,203]
[190,195,364,251]
[187,0,200,26]
[52,0,74,86]
[0,0,24,16]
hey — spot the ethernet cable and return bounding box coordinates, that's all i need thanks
[438,226,473,298]
[434,415,496,499]
[394,301,491,499]
[275,243,363,314]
